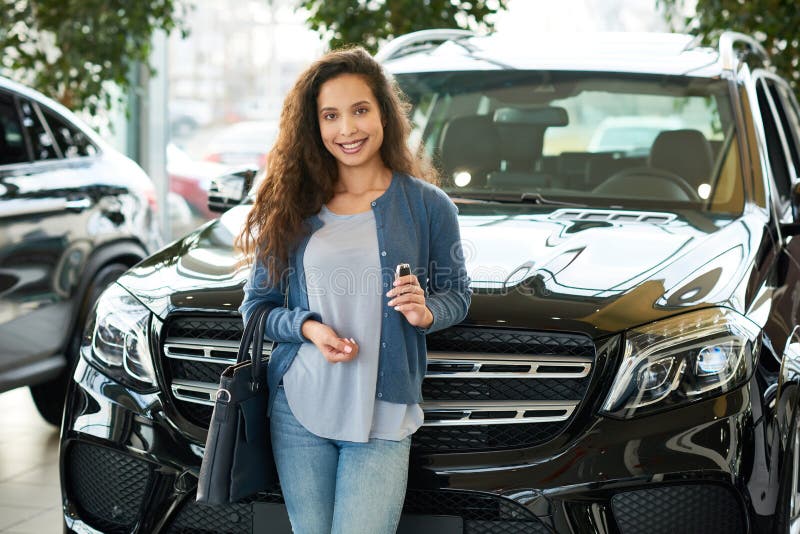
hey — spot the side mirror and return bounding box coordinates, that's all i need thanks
[207,168,257,213]
[780,182,800,237]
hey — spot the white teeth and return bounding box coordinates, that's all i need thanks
[341,139,365,149]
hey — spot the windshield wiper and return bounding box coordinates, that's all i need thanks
[519,192,587,207]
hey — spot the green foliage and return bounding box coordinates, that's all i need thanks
[658,0,800,91]
[0,0,190,114]
[299,0,509,53]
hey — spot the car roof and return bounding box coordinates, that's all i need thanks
[0,75,107,148]
[384,32,725,78]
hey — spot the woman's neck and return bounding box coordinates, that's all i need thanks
[335,162,392,195]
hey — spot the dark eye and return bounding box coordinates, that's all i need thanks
[323,112,337,120]
[355,107,368,115]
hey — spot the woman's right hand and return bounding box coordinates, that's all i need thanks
[301,319,359,363]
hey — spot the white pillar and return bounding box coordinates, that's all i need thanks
[139,29,170,241]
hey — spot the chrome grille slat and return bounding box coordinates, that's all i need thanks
[168,378,580,425]
[171,379,218,406]
[423,400,577,426]
[164,337,272,365]
[427,352,592,379]
[161,317,596,451]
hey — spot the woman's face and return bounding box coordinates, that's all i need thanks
[317,73,385,174]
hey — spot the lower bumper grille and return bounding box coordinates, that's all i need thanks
[611,484,745,534]
[166,489,550,534]
[162,316,595,452]
[65,442,153,534]
[405,489,551,533]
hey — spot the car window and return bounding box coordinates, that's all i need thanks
[772,83,800,180]
[41,108,97,158]
[0,92,29,165]
[18,98,60,161]
[397,71,742,215]
[754,78,793,204]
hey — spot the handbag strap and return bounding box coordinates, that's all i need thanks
[236,303,275,363]
[250,305,269,388]
[246,284,290,386]
[250,286,289,386]
[236,304,265,365]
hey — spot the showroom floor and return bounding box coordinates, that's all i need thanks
[0,388,61,533]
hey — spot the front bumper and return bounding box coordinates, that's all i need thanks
[60,357,764,534]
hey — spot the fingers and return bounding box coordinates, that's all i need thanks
[387,290,425,308]
[393,274,419,287]
[392,301,426,312]
[322,337,358,363]
[386,283,424,299]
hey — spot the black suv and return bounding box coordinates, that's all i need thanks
[0,76,160,424]
[60,31,800,533]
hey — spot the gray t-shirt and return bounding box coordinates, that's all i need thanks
[282,204,424,442]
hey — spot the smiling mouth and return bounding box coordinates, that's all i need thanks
[337,138,367,154]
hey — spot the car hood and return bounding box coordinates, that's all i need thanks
[118,204,766,338]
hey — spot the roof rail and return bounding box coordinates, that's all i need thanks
[375,28,476,63]
[719,31,770,71]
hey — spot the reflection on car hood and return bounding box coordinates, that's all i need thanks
[118,204,764,337]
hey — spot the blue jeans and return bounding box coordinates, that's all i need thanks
[270,385,412,534]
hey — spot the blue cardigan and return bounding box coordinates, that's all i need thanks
[239,171,473,416]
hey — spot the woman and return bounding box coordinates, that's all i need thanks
[237,46,472,534]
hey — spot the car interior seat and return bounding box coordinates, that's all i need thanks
[592,129,713,200]
[648,129,714,191]
[438,114,501,189]
[486,107,568,191]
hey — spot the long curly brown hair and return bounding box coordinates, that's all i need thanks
[237,46,436,286]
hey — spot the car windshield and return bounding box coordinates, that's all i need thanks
[395,71,743,215]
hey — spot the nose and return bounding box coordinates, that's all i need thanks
[340,115,357,136]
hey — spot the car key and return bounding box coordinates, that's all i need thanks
[396,263,411,279]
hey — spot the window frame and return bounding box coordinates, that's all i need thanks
[39,105,99,159]
[751,71,798,220]
[0,89,34,167]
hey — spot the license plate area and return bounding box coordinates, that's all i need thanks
[252,503,463,533]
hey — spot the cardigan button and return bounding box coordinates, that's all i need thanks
[382,342,386,348]
[383,313,388,318]
[371,201,376,206]
[381,250,387,256]
[377,392,383,398]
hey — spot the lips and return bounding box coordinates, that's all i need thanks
[337,138,367,154]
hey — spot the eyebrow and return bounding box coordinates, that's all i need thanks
[319,101,371,113]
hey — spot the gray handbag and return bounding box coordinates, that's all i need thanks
[196,300,279,504]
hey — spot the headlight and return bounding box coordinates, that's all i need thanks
[80,283,157,389]
[600,308,759,419]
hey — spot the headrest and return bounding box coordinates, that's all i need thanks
[438,115,500,179]
[491,107,568,170]
[648,129,713,186]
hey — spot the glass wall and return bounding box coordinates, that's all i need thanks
[165,0,323,239]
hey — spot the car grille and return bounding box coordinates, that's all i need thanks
[65,442,154,534]
[161,316,595,452]
[610,484,745,534]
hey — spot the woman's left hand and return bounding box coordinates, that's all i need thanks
[387,274,434,329]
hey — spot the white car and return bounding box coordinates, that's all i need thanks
[588,115,684,155]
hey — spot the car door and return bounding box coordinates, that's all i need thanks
[0,89,97,390]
